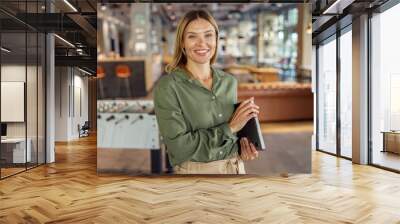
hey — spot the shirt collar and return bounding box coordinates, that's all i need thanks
[172,66,223,83]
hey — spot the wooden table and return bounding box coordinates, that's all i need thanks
[381,131,400,154]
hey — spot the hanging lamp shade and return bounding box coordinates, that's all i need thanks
[97,66,105,79]
[115,65,131,78]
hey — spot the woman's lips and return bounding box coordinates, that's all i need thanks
[193,49,210,56]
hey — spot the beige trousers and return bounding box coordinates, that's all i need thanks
[174,154,246,174]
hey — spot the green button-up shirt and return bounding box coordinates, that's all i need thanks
[154,67,239,167]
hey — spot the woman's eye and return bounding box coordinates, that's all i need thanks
[188,36,195,39]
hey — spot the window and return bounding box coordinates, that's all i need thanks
[317,37,337,154]
[340,29,352,158]
[371,3,400,171]
[0,1,46,179]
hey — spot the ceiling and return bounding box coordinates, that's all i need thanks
[311,0,389,43]
[0,0,97,75]
[100,2,299,30]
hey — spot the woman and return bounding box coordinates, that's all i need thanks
[154,10,259,174]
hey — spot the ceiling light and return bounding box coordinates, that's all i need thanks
[1,47,11,53]
[78,67,92,76]
[323,0,354,15]
[54,34,75,48]
[63,0,78,12]
[323,0,341,14]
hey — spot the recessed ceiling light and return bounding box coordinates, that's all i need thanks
[54,34,75,48]
[322,0,354,15]
[1,47,11,53]
[63,0,78,12]
[78,67,92,76]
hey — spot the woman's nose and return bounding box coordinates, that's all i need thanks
[196,36,206,46]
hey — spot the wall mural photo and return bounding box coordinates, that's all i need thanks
[97,3,313,175]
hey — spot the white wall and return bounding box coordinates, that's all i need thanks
[72,73,89,138]
[1,64,46,164]
[1,66,26,129]
[1,65,26,81]
[1,65,33,137]
[55,67,89,141]
[55,67,69,141]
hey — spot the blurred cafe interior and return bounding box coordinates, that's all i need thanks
[96,3,313,174]
[97,3,313,121]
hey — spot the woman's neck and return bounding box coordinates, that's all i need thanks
[185,61,211,80]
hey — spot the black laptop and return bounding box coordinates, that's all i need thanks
[234,103,266,151]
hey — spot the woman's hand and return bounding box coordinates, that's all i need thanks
[229,97,259,133]
[239,137,259,160]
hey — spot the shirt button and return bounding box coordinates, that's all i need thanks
[219,151,223,155]
[218,113,222,117]
[211,96,216,100]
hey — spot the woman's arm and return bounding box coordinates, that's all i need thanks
[154,78,237,166]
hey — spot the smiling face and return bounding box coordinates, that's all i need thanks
[183,18,217,65]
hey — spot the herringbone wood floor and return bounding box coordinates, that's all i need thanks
[1,135,400,224]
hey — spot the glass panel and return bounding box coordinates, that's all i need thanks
[27,31,38,169]
[371,3,400,171]
[1,0,28,178]
[317,38,337,154]
[0,1,29,32]
[38,32,45,165]
[340,29,352,158]
[312,45,317,151]
[0,0,46,178]
[26,0,39,169]
[1,33,27,177]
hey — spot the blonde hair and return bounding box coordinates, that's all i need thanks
[165,9,219,74]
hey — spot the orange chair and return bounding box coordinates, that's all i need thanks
[97,66,105,79]
[115,64,132,97]
[115,65,131,78]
